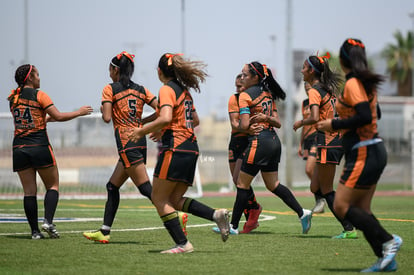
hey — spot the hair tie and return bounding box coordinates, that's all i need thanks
[316,52,331,64]
[165,53,183,66]
[262,64,269,77]
[249,63,263,78]
[116,51,135,62]
[347,39,365,49]
[23,65,33,83]
[8,88,21,104]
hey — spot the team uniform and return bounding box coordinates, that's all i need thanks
[308,84,343,165]
[301,98,317,160]
[154,80,199,185]
[239,84,281,176]
[228,93,248,163]
[334,75,386,189]
[11,88,56,171]
[102,81,156,168]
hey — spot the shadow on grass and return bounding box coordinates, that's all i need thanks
[321,268,362,272]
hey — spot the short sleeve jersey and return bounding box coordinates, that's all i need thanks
[228,93,247,137]
[336,77,378,141]
[10,88,53,146]
[238,85,277,130]
[302,98,317,139]
[159,80,196,148]
[101,81,156,130]
[308,85,340,145]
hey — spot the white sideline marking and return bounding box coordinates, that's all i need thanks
[0,214,276,236]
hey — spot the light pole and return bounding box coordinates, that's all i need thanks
[409,12,414,97]
[285,0,293,187]
[181,0,186,53]
[269,34,277,74]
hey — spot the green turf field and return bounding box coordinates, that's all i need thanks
[0,196,413,274]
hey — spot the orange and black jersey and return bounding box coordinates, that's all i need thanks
[308,84,340,146]
[333,76,379,149]
[159,80,197,149]
[239,84,277,130]
[10,88,53,146]
[301,98,317,140]
[228,93,247,138]
[102,81,156,130]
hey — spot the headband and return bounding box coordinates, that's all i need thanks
[23,65,33,83]
[165,53,183,66]
[307,52,330,73]
[249,63,263,78]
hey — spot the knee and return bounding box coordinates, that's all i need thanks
[106,182,119,193]
[305,168,313,180]
[333,200,347,219]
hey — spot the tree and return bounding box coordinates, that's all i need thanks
[381,30,414,96]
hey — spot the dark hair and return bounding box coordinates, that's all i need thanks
[248,61,286,101]
[339,38,384,95]
[158,53,207,93]
[111,52,135,88]
[306,55,342,95]
[8,64,33,104]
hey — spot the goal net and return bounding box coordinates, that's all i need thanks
[0,113,203,199]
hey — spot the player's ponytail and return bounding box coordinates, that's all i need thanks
[8,64,33,106]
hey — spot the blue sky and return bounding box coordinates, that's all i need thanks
[1,0,414,118]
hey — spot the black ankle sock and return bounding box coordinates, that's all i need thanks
[272,184,303,217]
[137,181,152,201]
[247,186,259,209]
[314,189,323,201]
[100,229,110,236]
[182,198,215,221]
[103,182,120,227]
[24,196,39,233]
[323,191,354,231]
[230,187,251,229]
[44,189,59,224]
[161,212,187,246]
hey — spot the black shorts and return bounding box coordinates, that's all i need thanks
[13,144,56,172]
[116,134,147,168]
[228,135,249,163]
[154,139,199,185]
[317,135,343,165]
[241,129,281,177]
[340,141,387,189]
[303,132,317,160]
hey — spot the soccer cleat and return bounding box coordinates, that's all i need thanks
[83,230,110,244]
[361,258,397,272]
[380,234,402,269]
[212,225,239,235]
[241,204,262,234]
[213,209,230,242]
[41,223,60,239]
[312,198,326,214]
[300,209,312,234]
[332,230,358,239]
[178,212,189,236]
[160,241,194,254]
[32,231,45,240]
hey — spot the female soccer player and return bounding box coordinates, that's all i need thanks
[83,51,163,243]
[293,53,356,239]
[317,38,402,272]
[129,53,230,253]
[298,81,325,213]
[212,74,262,235]
[230,61,312,234]
[8,64,93,239]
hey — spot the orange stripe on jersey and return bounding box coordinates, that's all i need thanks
[344,146,367,188]
[159,150,173,179]
[320,148,327,164]
[247,138,258,164]
[48,145,56,166]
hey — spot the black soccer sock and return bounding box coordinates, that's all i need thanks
[182,198,215,221]
[24,196,39,233]
[314,189,324,201]
[247,186,259,209]
[137,181,152,201]
[323,191,354,231]
[230,187,250,229]
[161,211,187,246]
[44,189,59,225]
[103,182,120,228]
[272,184,303,217]
[345,207,393,257]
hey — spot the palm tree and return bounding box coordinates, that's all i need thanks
[381,30,414,96]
